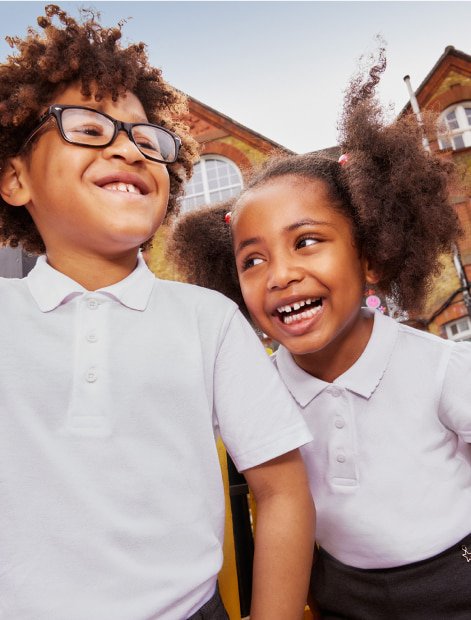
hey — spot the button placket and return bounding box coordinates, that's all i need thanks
[65,295,110,435]
[326,387,359,486]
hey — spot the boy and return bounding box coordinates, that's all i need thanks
[0,6,314,620]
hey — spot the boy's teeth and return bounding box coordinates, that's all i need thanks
[102,182,140,194]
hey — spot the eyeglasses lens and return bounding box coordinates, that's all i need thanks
[60,108,176,162]
[131,125,175,162]
[61,108,114,146]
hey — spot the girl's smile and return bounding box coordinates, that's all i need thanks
[233,175,378,381]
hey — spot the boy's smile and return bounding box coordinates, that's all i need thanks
[233,176,377,381]
[8,83,170,286]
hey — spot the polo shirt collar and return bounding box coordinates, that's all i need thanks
[275,308,399,407]
[27,253,155,312]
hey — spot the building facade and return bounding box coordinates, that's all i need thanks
[402,46,471,341]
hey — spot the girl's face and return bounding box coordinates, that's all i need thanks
[233,176,378,380]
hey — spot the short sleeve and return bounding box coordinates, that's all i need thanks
[438,341,471,443]
[213,309,312,472]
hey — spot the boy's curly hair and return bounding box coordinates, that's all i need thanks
[168,47,462,315]
[0,4,198,254]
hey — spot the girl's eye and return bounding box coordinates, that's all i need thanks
[242,256,264,270]
[296,236,318,249]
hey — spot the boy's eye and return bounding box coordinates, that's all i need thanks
[134,136,162,154]
[69,124,105,137]
[136,137,157,150]
[296,236,318,249]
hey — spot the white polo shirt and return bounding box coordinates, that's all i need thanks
[0,255,312,620]
[273,308,471,569]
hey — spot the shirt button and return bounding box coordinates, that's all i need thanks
[335,418,345,429]
[330,387,341,397]
[87,332,98,343]
[86,369,97,383]
[336,454,346,463]
[87,299,99,309]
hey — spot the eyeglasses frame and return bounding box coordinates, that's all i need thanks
[20,104,182,164]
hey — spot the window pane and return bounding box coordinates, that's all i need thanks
[465,108,471,125]
[446,111,459,130]
[453,134,465,150]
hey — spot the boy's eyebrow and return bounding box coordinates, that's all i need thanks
[91,102,148,123]
[235,219,334,255]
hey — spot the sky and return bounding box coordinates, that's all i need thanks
[0,1,470,153]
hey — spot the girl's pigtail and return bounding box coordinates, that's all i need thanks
[166,200,249,317]
[338,49,462,312]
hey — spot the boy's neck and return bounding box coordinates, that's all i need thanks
[45,250,141,290]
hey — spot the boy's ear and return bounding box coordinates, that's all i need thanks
[0,157,31,207]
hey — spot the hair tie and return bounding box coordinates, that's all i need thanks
[224,211,232,224]
[338,153,349,166]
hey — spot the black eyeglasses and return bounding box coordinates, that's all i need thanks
[20,104,182,164]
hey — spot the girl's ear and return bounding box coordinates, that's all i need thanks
[362,256,380,285]
[0,157,31,207]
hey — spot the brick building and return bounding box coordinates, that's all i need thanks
[402,46,471,340]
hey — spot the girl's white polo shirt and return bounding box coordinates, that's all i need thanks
[0,255,312,620]
[274,309,471,569]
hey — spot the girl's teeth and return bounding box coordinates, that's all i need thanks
[282,305,321,324]
[276,298,319,314]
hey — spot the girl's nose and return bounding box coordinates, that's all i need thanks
[266,258,304,290]
[102,130,145,163]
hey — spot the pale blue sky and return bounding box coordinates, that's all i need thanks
[0,1,470,152]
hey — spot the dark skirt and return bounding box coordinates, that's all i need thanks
[187,587,229,620]
[310,533,471,619]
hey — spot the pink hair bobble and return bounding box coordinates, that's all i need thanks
[338,153,349,166]
[224,211,232,224]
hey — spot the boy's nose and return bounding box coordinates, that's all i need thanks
[102,130,145,163]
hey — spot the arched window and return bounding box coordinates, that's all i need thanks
[181,155,243,213]
[437,103,471,151]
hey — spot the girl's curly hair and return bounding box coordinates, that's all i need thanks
[168,47,462,315]
[0,4,198,254]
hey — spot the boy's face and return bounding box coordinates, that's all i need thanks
[6,83,170,263]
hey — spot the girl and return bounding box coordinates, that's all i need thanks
[168,53,471,619]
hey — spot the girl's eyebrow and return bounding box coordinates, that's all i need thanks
[235,219,334,256]
[235,236,261,256]
[285,218,334,231]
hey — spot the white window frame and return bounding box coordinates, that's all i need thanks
[444,316,471,341]
[437,103,471,151]
[181,155,243,212]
